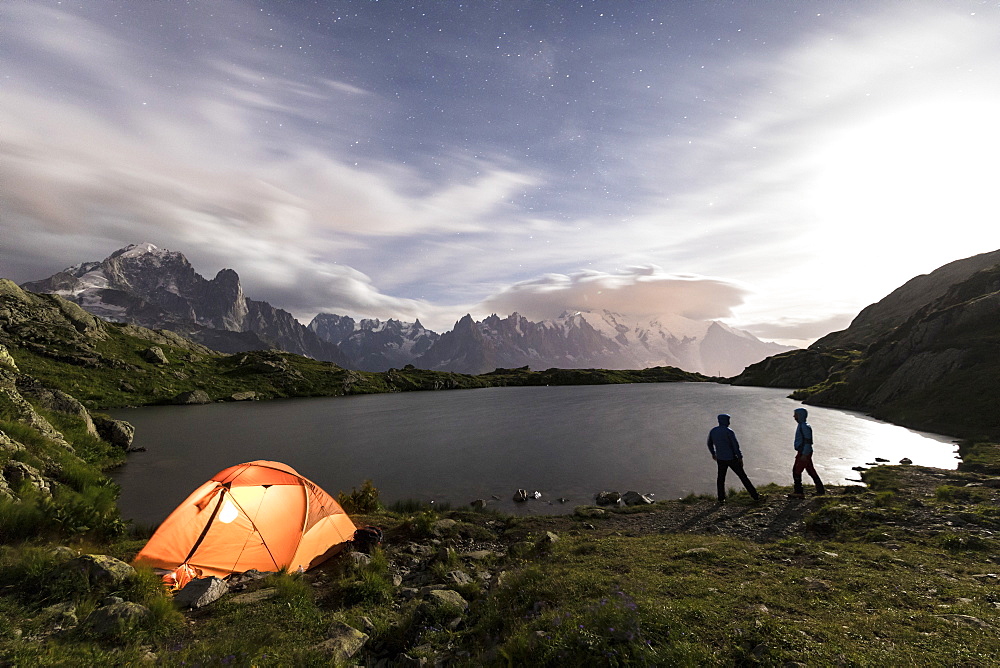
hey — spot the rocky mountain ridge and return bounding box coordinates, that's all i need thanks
[21,244,349,366]
[24,244,792,376]
[389,310,792,377]
[308,313,439,372]
[733,250,1000,439]
[813,248,1000,350]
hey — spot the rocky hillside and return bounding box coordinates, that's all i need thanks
[733,251,1000,440]
[21,243,350,365]
[803,263,1000,438]
[813,248,1000,350]
[0,335,134,532]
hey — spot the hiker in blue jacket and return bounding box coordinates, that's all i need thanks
[707,414,760,503]
[789,407,825,498]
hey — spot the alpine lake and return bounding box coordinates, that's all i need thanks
[110,383,958,525]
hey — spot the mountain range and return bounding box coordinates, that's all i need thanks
[21,243,793,376]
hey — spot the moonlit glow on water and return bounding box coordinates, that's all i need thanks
[111,384,958,524]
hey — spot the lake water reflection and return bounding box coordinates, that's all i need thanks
[110,383,958,525]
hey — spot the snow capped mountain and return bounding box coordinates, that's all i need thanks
[309,313,439,371]
[412,310,794,376]
[561,310,793,377]
[22,243,793,376]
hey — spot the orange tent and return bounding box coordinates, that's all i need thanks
[134,461,357,583]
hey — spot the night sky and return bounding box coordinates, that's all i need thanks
[3,1,1000,344]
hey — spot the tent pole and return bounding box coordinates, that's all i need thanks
[181,484,228,568]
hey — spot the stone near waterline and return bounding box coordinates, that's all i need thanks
[622,490,654,505]
[171,389,211,405]
[470,499,488,509]
[93,416,135,450]
[595,491,621,505]
[513,489,528,502]
[875,457,890,462]
[229,391,257,401]
[900,457,913,465]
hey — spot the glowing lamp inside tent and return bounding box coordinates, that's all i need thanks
[218,497,239,524]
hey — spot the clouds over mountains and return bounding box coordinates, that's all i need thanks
[5,2,1000,343]
[477,267,748,324]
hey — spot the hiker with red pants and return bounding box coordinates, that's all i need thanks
[789,407,825,498]
[706,413,760,504]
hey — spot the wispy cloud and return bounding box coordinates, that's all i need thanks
[4,2,1000,344]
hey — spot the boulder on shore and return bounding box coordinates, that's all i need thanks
[596,491,621,506]
[171,389,212,405]
[93,416,135,450]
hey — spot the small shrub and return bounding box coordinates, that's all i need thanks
[344,548,394,606]
[337,479,381,513]
[937,533,992,552]
[500,588,657,666]
[873,491,897,508]
[935,485,990,504]
[399,509,439,539]
[804,502,857,536]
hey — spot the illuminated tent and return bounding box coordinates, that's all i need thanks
[134,460,357,584]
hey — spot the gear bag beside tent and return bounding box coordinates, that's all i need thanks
[134,460,357,585]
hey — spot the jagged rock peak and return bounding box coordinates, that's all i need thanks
[109,242,171,260]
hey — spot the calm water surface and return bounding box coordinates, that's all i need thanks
[110,383,958,525]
